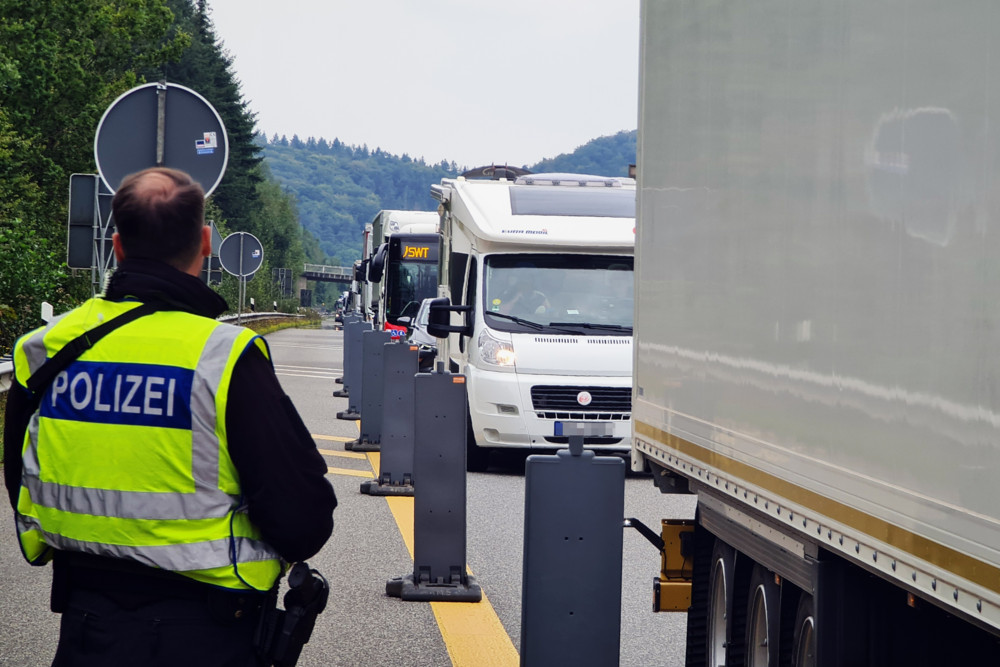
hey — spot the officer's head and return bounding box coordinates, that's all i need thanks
[111,167,210,274]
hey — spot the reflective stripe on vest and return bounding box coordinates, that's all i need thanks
[13,298,282,590]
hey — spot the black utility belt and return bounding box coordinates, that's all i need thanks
[55,551,266,605]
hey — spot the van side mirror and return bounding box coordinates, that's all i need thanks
[426,297,472,339]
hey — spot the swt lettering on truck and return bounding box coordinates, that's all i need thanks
[41,361,194,429]
[401,245,431,259]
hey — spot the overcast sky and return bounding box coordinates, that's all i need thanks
[205,0,640,168]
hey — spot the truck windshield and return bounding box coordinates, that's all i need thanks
[385,236,439,325]
[483,254,633,334]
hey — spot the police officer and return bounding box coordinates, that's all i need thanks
[3,167,337,665]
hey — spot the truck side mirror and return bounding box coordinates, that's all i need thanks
[426,297,472,339]
[354,260,368,282]
[368,243,387,283]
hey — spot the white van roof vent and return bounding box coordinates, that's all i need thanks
[515,173,630,187]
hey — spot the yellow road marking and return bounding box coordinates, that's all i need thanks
[318,448,367,460]
[312,434,356,442]
[363,452,518,666]
[327,467,374,479]
[432,600,519,667]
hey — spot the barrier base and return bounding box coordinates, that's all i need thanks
[360,478,414,496]
[385,574,482,602]
[335,377,343,384]
[345,438,380,452]
[332,389,349,398]
[336,410,360,421]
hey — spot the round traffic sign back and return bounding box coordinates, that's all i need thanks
[94,82,228,196]
[219,232,264,277]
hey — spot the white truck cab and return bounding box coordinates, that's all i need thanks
[365,210,440,338]
[430,172,636,470]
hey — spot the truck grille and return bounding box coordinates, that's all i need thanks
[530,385,631,420]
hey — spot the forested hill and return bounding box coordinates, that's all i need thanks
[262,130,636,266]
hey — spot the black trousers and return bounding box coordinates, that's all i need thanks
[51,585,267,667]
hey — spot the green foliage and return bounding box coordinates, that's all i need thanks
[0,0,185,353]
[531,130,637,177]
[0,1,187,215]
[0,221,83,351]
[261,131,638,270]
[252,161,306,273]
[262,139,458,267]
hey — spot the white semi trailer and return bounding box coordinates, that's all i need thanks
[633,1,1000,664]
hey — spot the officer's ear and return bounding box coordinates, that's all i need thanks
[200,225,211,258]
[112,232,126,262]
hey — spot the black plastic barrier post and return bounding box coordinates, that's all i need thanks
[336,318,370,420]
[360,341,418,496]
[346,329,391,451]
[333,313,360,395]
[385,369,482,602]
[519,423,625,666]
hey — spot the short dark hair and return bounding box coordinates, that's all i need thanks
[112,167,205,268]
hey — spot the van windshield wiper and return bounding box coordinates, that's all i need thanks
[486,312,581,335]
[486,311,545,330]
[549,322,633,333]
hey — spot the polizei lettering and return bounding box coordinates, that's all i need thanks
[40,360,194,429]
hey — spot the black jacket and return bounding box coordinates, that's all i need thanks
[4,258,336,565]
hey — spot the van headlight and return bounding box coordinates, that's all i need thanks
[478,329,516,368]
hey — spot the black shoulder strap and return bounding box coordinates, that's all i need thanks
[26,302,162,396]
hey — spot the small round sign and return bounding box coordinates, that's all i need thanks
[218,232,264,277]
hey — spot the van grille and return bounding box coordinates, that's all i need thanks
[530,385,631,419]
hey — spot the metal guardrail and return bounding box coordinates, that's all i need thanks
[218,311,305,324]
[0,313,306,396]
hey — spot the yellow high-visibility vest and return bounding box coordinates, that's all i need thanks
[12,297,283,591]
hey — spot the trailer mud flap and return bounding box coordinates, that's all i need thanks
[653,519,695,612]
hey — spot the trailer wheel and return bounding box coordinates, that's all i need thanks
[791,593,816,667]
[746,564,780,667]
[707,540,735,666]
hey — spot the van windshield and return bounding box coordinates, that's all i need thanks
[483,254,633,335]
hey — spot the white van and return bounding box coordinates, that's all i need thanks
[430,172,635,470]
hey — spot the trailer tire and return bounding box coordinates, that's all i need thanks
[746,564,781,667]
[791,593,816,667]
[707,540,736,666]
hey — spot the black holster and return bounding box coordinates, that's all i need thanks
[254,562,329,666]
